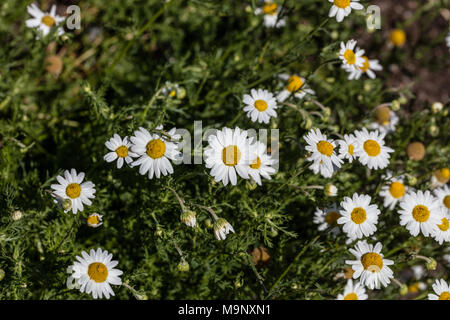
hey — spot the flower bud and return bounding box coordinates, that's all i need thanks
[325,184,338,197]
[431,102,443,113]
[176,87,186,99]
[0,269,5,281]
[62,199,72,211]
[391,100,400,111]
[181,210,196,228]
[399,284,408,295]
[213,218,235,240]
[177,259,189,272]
[429,124,439,137]
[426,258,437,271]
[407,175,417,186]
[11,210,23,221]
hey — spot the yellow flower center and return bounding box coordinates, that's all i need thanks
[254,99,268,112]
[325,211,341,225]
[344,49,356,65]
[169,90,176,97]
[286,75,303,93]
[435,168,450,183]
[115,145,128,158]
[350,207,367,224]
[87,215,100,225]
[444,195,450,209]
[411,205,430,222]
[363,139,381,157]
[334,0,351,9]
[408,283,420,293]
[317,140,334,157]
[348,144,354,156]
[88,262,108,283]
[439,292,450,300]
[41,15,56,27]
[389,181,405,199]
[263,3,278,15]
[66,183,81,199]
[146,139,166,159]
[250,156,262,169]
[375,106,391,125]
[222,145,241,166]
[390,29,406,47]
[438,218,449,232]
[360,56,370,72]
[361,252,383,272]
[343,293,358,300]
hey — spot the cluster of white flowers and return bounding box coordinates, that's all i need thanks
[339,39,383,80]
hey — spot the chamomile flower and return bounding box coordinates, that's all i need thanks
[379,173,407,210]
[345,56,383,80]
[304,128,343,178]
[337,133,357,163]
[242,89,278,124]
[213,218,235,240]
[390,29,406,48]
[161,81,180,98]
[428,279,450,300]
[339,40,365,72]
[276,74,315,102]
[50,169,96,214]
[337,193,381,240]
[66,248,123,299]
[431,168,450,189]
[26,3,65,37]
[87,213,103,228]
[204,127,256,186]
[369,107,399,134]
[346,241,394,290]
[398,190,442,237]
[434,185,450,214]
[353,128,394,170]
[181,210,197,228]
[104,134,138,169]
[431,209,450,245]
[247,141,277,186]
[130,126,182,179]
[254,1,286,28]
[336,279,368,300]
[328,0,363,23]
[313,203,342,236]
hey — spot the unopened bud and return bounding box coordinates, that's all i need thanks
[399,284,408,295]
[11,210,23,221]
[325,184,338,197]
[180,210,196,228]
[177,87,186,99]
[0,269,5,281]
[431,102,443,113]
[426,258,437,271]
[391,100,401,111]
[177,260,189,272]
[429,125,439,137]
[62,199,72,211]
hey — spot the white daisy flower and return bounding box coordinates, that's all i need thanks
[336,279,368,300]
[50,169,96,214]
[242,89,278,124]
[304,128,343,177]
[181,210,197,228]
[204,127,256,186]
[104,134,138,169]
[276,74,315,102]
[87,213,103,228]
[337,193,381,240]
[313,203,342,236]
[345,56,383,80]
[213,218,235,240]
[161,81,180,97]
[66,248,123,299]
[369,109,399,134]
[130,126,181,179]
[428,279,450,300]
[328,0,364,23]
[431,209,450,245]
[337,133,357,163]
[379,173,407,210]
[398,190,442,237]
[353,128,394,170]
[247,141,277,186]
[254,1,286,28]
[430,168,450,189]
[346,241,394,290]
[434,184,450,214]
[339,40,365,72]
[26,3,65,37]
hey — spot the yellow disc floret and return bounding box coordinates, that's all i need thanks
[41,15,56,27]
[254,100,268,112]
[348,144,354,156]
[343,293,358,300]
[250,156,262,169]
[350,207,367,224]
[361,56,370,72]
[325,211,341,225]
[344,49,356,65]
[88,262,108,283]
[389,182,405,199]
[263,3,278,15]
[438,218,449,232]
[363,139,381,157]
[317,140,334,157]
[66,183,81,199]
[334,0,351,9]
[361,252,383,272]
[222,145,241,166]
[87,215,100,225]
[390,29,406,47]
[115,145,129,158]
[286,75,303,93]
[444,196,450,209]
[439,292,450,300]
[411,205,430,222]
[146,139,166,159]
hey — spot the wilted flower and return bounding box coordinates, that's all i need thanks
[213,218,235,240]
